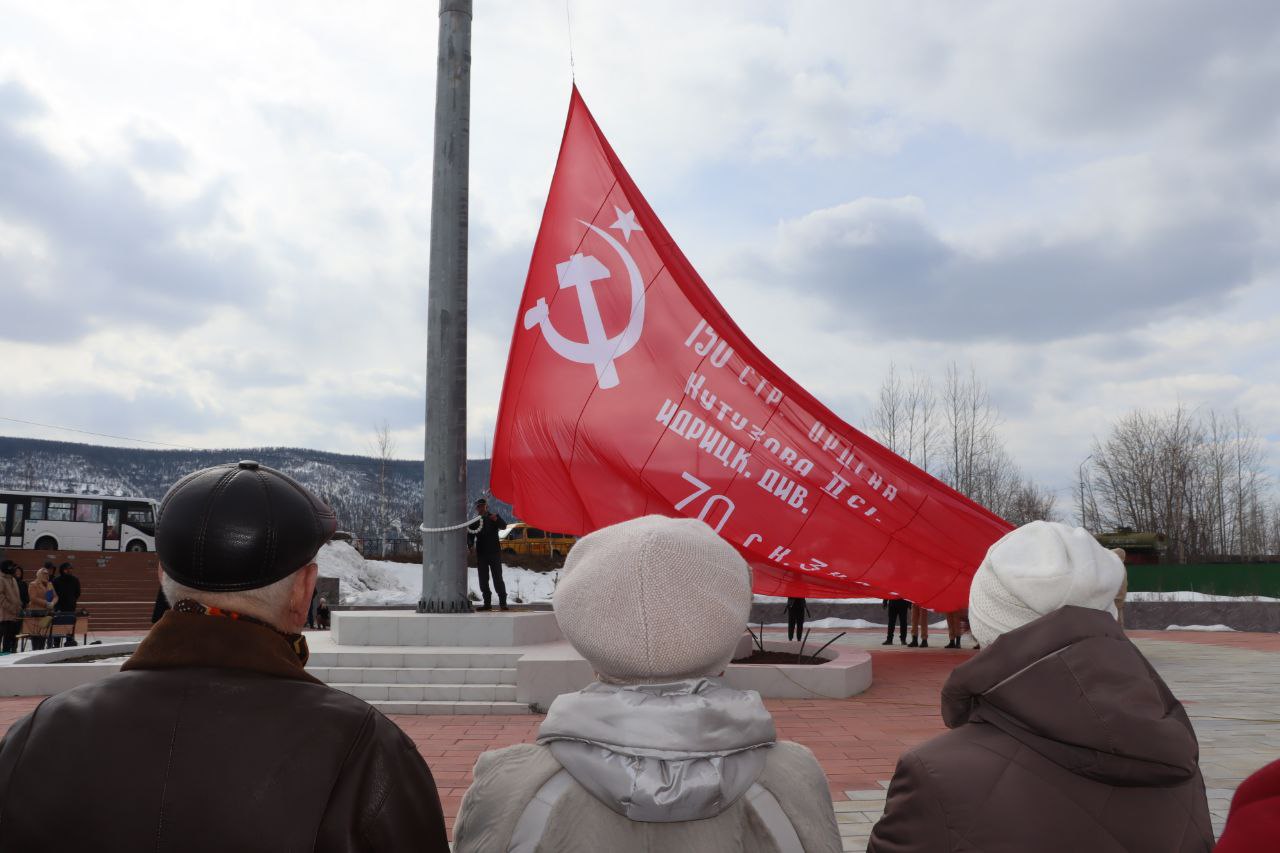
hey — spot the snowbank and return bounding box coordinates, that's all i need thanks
[1164,624,1237,632]
[316,542,561,605]
[755,595,882,605]
[1126,591,1280,603]
[765,617,885,629]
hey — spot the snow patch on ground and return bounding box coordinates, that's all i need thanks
[755,596,883,605]
[1164,624,1238,632]
[316,542,561,605]
[765,618,885,629]
[1127,591,1280,603]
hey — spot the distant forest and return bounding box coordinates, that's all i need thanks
[0,436,510,542]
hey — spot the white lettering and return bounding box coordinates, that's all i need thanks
[823,473,849,499]
[683,319,707,348]
[709,340,733,368]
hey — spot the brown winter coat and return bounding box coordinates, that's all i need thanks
[26,577,55,612]
[0,575,21,621]
[0,608,449,852]
[869,606,1213,853]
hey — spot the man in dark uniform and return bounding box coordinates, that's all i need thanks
[882,597,911,645]
[467,498,508,612]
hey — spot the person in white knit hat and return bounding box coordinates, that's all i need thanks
[869,520,1212,853]
[967,519,1126,648]
[453,515,841,853]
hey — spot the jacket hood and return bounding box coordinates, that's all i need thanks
[942,606,1200,787]
[536,678,776,822]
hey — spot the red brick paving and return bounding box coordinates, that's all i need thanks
[1128,628,1280,652]
[1,628,1272,837]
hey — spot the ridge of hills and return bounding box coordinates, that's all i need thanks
[0,435,510,541]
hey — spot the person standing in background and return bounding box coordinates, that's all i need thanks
[305,586,319,629]
[27,568,56,650]
[52,563,80,613]
[467,499,508,612]
[1112,548,1128,628]
[882,598,911,645]
[908,603,929,647]
[944,611,965,648]
[12,566,29,612]
[0,562,21,654]
[786,596,809,641]
[151,587,169,625]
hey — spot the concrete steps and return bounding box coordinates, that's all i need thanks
[306,646,533,715]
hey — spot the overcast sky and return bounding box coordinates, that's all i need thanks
[3,0,1278,509]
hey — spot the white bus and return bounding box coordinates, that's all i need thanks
[0,490,158,553]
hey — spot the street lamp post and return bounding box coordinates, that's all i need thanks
[1077,453,1094,531]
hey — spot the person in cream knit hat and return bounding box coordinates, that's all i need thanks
[454,515,841,853]
[968,519,1126,649]
[553,514,753,682]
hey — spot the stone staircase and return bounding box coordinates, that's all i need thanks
[306,647,532,715]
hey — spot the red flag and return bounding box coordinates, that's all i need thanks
[492,88,1012,609]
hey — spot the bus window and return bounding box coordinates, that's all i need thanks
[527,528,545,539]
[75,500,103,523]
[10,504,23,538]
[29,498,45,521]
[48,500,73,522]
[126,507,153,526]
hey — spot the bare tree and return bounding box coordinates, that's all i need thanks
[870,365,940,473]
[904,370,939,473]
[869,361,1051,522]
[370,421,398,558]
[870,363,906,456]
[1087,405,1274,561]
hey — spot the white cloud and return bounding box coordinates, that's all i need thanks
[1,0,1277,503]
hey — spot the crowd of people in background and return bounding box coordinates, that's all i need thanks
[0,559,82,653]
[881,599,978,649]
[0,462,1275,851]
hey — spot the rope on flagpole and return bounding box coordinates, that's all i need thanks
[565,0,576,82]
[419,515,483,533]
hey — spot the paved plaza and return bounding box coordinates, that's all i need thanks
[1,628,1276,851]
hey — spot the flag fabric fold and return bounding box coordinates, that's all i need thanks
[491,87,1012,609]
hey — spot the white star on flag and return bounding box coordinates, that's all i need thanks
[608,206,643,242]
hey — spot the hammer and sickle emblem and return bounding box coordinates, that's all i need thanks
[523,220,646,389]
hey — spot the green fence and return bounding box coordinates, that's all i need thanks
[1127,563,1280,598]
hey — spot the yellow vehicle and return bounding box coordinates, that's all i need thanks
[500,523,577,558]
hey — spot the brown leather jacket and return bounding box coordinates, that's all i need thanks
[869,606,1213,853]
[0,609,449,852]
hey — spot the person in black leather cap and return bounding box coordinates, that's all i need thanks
[0,461,450,852]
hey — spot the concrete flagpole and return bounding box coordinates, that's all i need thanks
[419,0,473,613]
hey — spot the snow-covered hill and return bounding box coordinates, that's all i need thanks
[0,436,510,540]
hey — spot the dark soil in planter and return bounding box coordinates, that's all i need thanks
[732,651,827,666]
